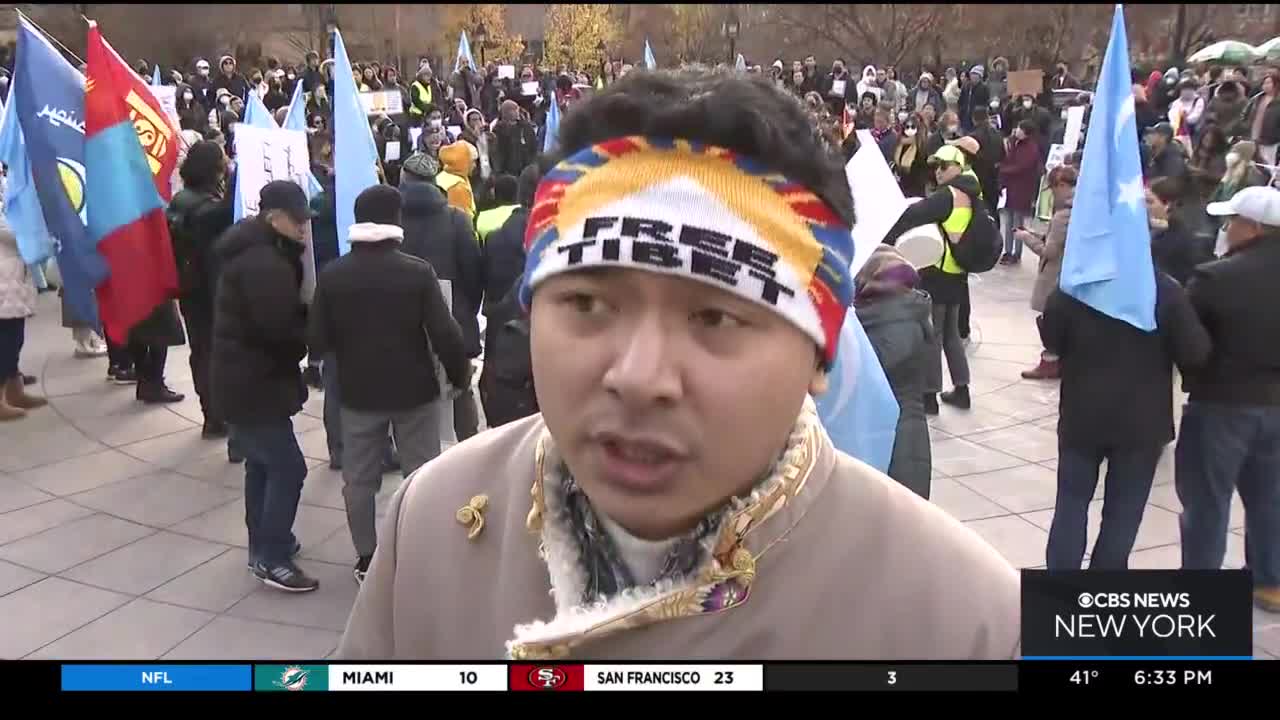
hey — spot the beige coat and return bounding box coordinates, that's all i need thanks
[338,403,1021,661]
[0,216,36,320]
[1025,204,1072,314]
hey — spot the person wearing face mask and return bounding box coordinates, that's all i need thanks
[190,58,213,105]
[893,112,931,197]
[249,69,268,100]
[907,72,944,115]
[1168,79,1206,140]
[1007,94,1051,140]
[957,66,990,133]
[211,55,250,105]
[1179,187,1280,613]
[262,74,289,113]
[461,109,495,209]
[211,180,319,593]
[996,119,1043,264]
[1051,62,1080,91]
[176,83,209,134]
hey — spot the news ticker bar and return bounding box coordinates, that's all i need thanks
[11,660,1270,693]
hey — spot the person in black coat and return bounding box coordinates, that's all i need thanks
[1177,188,1280,611]
[210,180,317,593]
[491,100,538,178]
[210,55,250,105]
[308,186,470,582]
[1147,176,1214,285]
[1143,122,1189,184]
[957,66,991,133]
[1039,270,1211,570]
[169,141,234,431]
[399,164,484,441]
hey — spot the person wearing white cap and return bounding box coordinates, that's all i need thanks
[1179,185,1280,613]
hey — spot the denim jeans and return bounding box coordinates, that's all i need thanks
[1046,441,1163,570]
[232,418,307,566]
[1176,402,1280,588]
[1000,208,1031,259]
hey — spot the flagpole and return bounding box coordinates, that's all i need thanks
[14,9,85,66]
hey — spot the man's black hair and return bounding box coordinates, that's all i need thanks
[179,140,226,192]
[548,70,854,227]
[492,174,519,204]
[517,164,542,208]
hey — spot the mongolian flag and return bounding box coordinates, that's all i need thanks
[90,24,178,201]
[85,20,178,341]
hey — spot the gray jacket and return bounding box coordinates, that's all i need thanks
[856,289,935,499]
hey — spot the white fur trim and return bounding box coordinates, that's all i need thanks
[347,223,404,244]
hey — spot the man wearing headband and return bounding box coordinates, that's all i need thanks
[339,71,1018,660]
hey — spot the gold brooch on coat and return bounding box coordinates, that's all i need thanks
[456,494,489,540]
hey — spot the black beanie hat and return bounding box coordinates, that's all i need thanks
[353,185,402,226]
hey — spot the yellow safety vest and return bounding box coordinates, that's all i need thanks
[410,81,431,117]
[936,172,983,275]
[436,171,477,218]
[475,204,518,244]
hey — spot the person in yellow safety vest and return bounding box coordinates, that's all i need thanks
[437,141,478,220]
[409,65,441,127]
[474,175,520,244]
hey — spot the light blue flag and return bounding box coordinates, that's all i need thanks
[1059,5,1156,331]
[454,30,475,73]
[232,92,282,222]
[815,313,901,474]
[280,80,324,197]
[333,28,380,255]
[643,39,656,70]
[0,77,54,264]
[542,94,560,154]
[150,64,161,86]
[282,79,307,132]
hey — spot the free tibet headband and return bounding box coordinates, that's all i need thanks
[518,136,855,368]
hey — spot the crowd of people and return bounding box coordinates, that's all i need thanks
[1,41,1277,638]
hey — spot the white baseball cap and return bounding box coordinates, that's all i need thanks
[1206,186,1280,227]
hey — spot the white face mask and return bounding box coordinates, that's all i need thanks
[1226,152,1240,167]
[183,92,194,102]
[1061,110,1068,119]
[430,118,443,130]
[1023,99,1033,109]
[904,127,917,138]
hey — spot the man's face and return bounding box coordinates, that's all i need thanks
[792,71,805,86]
[873,112,888,130]
[832,62,844,75]
[1147,132,1167,152]
[267,210,307,243]
[221,59,234,76]
[792,61,802,74]
[876,70,886,85]
[530,268,817,540]
[922,104,936,125]
[919,78,931,91]
[805,56,816,70]
[197,62,210,77]
[968,72,980,85]
[935,162,962,184]
[1224,216,1263,251]
[308,56,319,69]
[230,98,244,113]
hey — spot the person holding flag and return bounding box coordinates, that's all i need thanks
[1040,5,1211,571]
[339,71,1018,661]
[86,19,187,404]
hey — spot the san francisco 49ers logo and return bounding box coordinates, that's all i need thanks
[527,666,568,690]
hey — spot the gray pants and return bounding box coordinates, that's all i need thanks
[927,303,970,394]
[340,401,442,558]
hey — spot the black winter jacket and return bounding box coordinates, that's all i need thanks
[481,206,528,327]
[491,119,539,178]
[1183,236,1280,406]
[400,178,484,357]
[307,225,470,413]
[1041,271,1211,449]
[210,217,309,424]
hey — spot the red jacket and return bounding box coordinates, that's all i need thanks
[998,136,1042,213]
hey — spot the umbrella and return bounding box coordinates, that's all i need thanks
[1255,37,1280,62]
[1187,40,1259,65]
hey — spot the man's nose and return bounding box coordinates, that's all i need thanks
[601,314,682,407]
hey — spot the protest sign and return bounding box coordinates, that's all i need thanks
[234,124,317,302]
[1063,105,1085,154]
[521,80,539,96]
[498,65,516,80]
[359,90,403,115]
[150,85,180,128]
[1007,69,1044,98]
[830,79,847,98]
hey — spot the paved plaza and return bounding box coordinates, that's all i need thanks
[0,263,1276,660]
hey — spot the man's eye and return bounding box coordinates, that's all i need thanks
[691,308,745,329]
[559,292,605,315]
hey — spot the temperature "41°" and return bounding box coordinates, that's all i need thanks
[1069,670,1100,685]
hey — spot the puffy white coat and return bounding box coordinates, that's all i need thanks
[0,214,37,319]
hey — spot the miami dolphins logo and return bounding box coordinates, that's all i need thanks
[56,156,86,226]
[273,666,310,691]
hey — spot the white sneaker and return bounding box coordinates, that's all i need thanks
[74,339,107,358]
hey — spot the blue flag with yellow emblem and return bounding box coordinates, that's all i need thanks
[13,15,106,328]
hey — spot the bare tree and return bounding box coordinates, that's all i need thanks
[765,4,949,67]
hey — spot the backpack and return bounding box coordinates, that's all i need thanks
[943,183,1002,273]
[166,195,215,296]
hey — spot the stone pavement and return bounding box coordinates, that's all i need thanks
[0,263,1276,660]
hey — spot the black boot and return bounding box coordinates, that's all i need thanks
[940,385,971,410]
[137,380,185,404]
[202,419,228,439]
[923,393,939,416]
